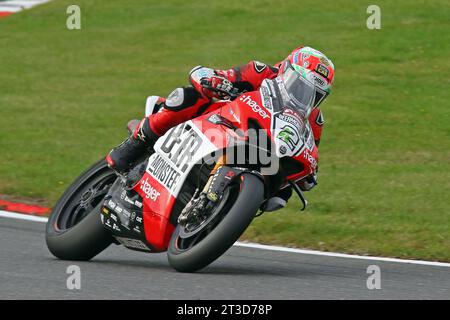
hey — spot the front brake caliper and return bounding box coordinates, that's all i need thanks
[205,166,241,203]
[177,166,241,228]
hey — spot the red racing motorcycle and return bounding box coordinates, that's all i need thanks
[45,61,319,272]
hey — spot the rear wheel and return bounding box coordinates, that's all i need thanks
[167,173,264,272]
[46,159,116,261]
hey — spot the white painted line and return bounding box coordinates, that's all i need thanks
[234,242,450,268]
[0,210,49,223]
[0,0,50,12]
[1,210,450,268]
[1,3,33,10]
[0,6,23,12]
[2,1,45,9]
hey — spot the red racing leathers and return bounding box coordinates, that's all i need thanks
[146,60,325,147]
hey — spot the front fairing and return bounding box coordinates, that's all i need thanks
[260,79,318,178]
[260,79,313,157]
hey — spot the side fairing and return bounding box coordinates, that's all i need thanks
[150,121,218,197]
[134,120,219,251]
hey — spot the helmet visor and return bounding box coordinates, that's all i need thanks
[279,61,316,118]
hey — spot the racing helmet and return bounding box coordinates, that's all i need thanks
[285,46,335,108]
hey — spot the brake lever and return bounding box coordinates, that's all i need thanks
[288,180,308,211]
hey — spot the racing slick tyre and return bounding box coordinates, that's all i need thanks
[46,159,116,261]
[168,173,264,273]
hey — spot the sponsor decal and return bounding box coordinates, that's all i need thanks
[239,95,270,119]
[151,121,217,193]
[160,124,203,173]
[282,108,305,125]
[228,108,241,123]
[123,196,135,206]
[147,154,181,192]
[136,216,143,223]
[133,226,141,234]
[277,125,300,152]
[260,86,273,110]
[107,200,116,209]
[316,64,329,79]
[266,80,277,98]
[305,126,315,151]
[122,209,131,218]
[225,170,235,180]
[134,200,143,208]
[139,177,161,201]
[253,61,267,73]
[207,192,219,202]
[110,213,117,222]
[279,145,287,155]
[320,56,330,66]
[313,75,327,88]
[277,113,302,130]
[303,150,318,170]
[207,114,222,124]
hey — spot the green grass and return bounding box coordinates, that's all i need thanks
[1,0,449,261]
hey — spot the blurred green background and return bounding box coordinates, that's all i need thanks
[0,0,449,260]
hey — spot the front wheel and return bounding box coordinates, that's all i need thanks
[167,173,264,272]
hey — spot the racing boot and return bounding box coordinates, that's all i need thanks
[106,117,159,174]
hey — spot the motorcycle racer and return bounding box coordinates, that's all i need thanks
[106,46,335,211]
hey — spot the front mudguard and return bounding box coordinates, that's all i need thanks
[205,165,267,204]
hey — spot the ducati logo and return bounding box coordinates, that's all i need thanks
[253,61,267,73]
[315,111,325,126]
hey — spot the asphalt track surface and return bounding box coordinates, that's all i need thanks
[1,216,449,300]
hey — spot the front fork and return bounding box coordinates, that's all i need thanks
[206,156,309,212]
[178,155,231,226]
[202,155,228,202]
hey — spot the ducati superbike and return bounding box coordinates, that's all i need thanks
[46,62,319,272]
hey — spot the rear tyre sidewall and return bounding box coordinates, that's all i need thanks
[45,159,114,261]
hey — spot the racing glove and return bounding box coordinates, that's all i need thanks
[200,75,236,100]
